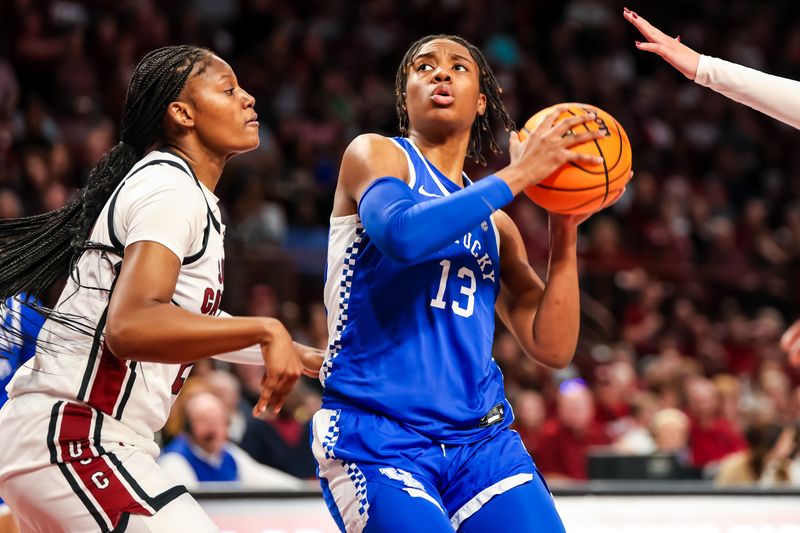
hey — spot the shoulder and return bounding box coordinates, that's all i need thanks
[335,133,410,210]
[124,157,199,197]
[340,134,409,183]
[342,133,408,171]
[344,133,402,158]
[117,156,206,225]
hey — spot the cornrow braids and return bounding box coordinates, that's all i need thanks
[395,34,515,166]
[0,45,210,310]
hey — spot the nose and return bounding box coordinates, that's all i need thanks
[432,67,451,83]
[242,88,256,108]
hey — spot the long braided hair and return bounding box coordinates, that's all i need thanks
[395,34,514,166]
[0,45,209,309]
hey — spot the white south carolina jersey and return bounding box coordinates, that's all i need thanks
[7,149,225,443]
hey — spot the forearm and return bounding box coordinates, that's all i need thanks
[530,225,580,367]
[696,55,800,129]
[106,303,278,364]
[359,175,513,264]
[213,340,324,374]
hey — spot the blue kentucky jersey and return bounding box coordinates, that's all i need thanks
[320,136,512,444]
[0,293,45,407]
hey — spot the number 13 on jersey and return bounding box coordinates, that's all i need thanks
[430,259,476,318]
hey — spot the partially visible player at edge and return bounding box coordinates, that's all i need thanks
[0,294,45,533]
[313,34,612,532]
[623,8,800,367]
[0,46,321,532]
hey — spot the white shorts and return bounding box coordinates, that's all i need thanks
[0,394,218,533]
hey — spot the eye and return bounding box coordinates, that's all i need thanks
[417,63,434,72]
[224,87,235,95]
[454,64,468,72]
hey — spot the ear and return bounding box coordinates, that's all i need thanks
[477,92,487,116]
[165,101,195,129]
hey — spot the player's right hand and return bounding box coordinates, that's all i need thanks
[505,110,604,191]
[780,319,800,367]
[624,8,701,80]
[254,319,304,416]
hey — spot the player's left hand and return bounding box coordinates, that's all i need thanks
[780,319,800,367]
[254,320,304,416]
[624,8,701,80]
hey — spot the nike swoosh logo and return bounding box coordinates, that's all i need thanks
[418,185,442,198]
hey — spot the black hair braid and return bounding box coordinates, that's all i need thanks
[395,34,515,166]
[0,45,209,308]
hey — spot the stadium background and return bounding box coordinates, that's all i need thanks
[2,0,800,529]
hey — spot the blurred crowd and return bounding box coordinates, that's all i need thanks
[2,0,800,488]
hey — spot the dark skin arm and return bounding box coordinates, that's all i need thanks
[495,210,585,369]
[106,241,302,414]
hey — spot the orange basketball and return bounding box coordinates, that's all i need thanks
[518,103,632,215]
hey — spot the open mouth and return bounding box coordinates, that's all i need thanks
[431,85,455,106]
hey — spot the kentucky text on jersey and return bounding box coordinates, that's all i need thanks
[454,231,496,282]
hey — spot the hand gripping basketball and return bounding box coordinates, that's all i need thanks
[518,103,633,215]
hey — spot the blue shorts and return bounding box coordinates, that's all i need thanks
[311,408,564,533]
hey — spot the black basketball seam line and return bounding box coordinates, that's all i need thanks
[535,162,630,192]
[562,105,624,174]
[521,107,623,173]
[562,186,624,212]
[565,107,622,174]
[566,108,609,207]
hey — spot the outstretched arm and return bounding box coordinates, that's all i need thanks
[212,312,323,380]
[624,8,800,129]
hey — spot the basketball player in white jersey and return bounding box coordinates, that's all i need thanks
[0,46,320,532]
[623,8,800,368]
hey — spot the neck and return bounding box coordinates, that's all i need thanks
[161,141,226,192]
[408,128,471,188]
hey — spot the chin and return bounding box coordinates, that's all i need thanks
[230,138,261,155]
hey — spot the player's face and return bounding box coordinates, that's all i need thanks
[404,39,487,137]
[183,55,260,157]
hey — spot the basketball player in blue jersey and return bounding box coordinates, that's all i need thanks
[312,34,611,532]
[0,294,45,533]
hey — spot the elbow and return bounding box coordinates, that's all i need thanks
[525,346,575,370]
[547,352,575,370]
[104,318,137,361]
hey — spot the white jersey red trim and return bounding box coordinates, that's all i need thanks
[6,149,225,442]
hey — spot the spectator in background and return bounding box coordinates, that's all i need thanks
[159,392,304,490]
[593,360,637,439]
[614,392,659,455]
[512,389,547,453]
[684,377,747,469]
[716,423,800,487]
[239,381,319,479]
[204,369,249,444]
[651,408,692,460]
[534,379,612,481]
